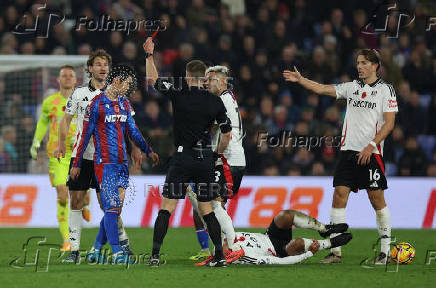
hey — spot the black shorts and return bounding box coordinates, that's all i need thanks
[214,164,245,200]
[265,219,292,258]
[163,148,217,202]
[67,158,100,192]
[333,150,388,192]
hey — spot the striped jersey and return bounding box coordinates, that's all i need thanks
[72,92,151,167]
[335,78,398,155]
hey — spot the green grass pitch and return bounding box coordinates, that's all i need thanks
[1,227,435,288]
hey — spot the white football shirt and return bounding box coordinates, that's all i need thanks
[335,78,398,155]
[232,232,277,264]
[65,82,102,160]
[212,90,246,166]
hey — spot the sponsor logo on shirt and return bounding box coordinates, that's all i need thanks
[388,99,397,108]
[348,98,377,109]
[362,92,367,99]
[104,114,127,122]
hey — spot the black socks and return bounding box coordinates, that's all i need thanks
[152,209,171,256]
[203,212,224,259]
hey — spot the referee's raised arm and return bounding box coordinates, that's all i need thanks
[144,37,158,85]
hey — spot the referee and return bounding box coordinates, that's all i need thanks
[144,37,232,267]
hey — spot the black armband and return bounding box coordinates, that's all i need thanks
[219,122,231,133]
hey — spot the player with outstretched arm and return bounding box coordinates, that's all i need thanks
[283,49,398,264]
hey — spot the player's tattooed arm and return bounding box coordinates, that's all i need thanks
[283,66,336,97]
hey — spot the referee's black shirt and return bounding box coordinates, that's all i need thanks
[155,77,231,148]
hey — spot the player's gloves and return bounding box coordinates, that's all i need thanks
[30,139,40,160]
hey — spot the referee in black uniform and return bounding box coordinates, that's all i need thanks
[144,38,232,267]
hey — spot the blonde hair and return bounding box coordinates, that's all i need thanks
[205,65,229,76]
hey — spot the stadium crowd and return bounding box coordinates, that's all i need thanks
[0,0,435,177]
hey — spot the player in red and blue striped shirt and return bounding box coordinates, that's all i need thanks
[70,65,159,263]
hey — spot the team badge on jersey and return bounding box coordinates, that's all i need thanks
[84,105,91,120]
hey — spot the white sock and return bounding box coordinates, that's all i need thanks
[212,200,240,250]
[268,251,314,264]
[302,238,312,252]
[293,210,326,232]
[318,239,331,250]
[302,238,331,251]
[69,209,82,251]
[376,206,391,255]
[186,188,207,227]
[330,208,346,256]
[118,216,129,243]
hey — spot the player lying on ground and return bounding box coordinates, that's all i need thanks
[283,48,397,264]
[217,209,352,265]
[70,65,159,264]
[30,65,91,251]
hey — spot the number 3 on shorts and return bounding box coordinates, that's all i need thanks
[215,170,221,182]
[369,169,380,181]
